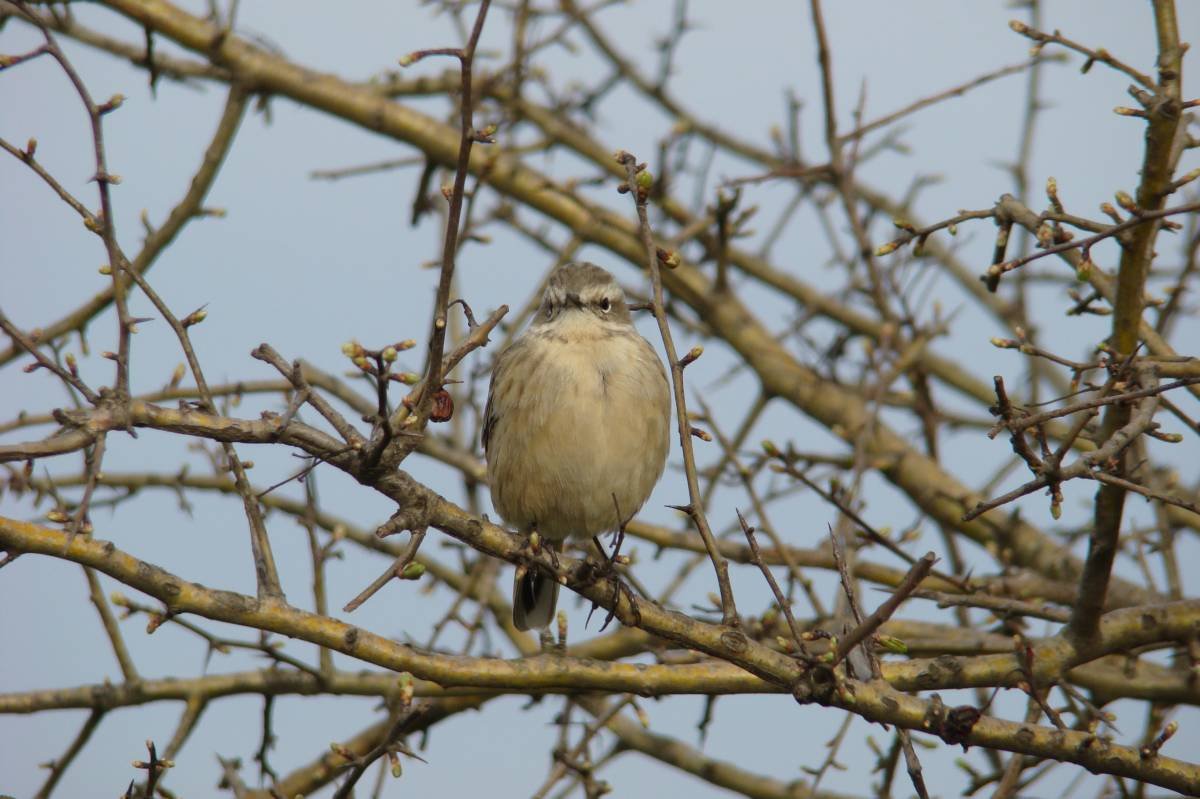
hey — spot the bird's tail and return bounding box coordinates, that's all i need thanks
[513,542,562,631]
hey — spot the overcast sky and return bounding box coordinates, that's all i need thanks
[2,2,1198,797]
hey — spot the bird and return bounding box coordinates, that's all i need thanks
[483,262,672,630]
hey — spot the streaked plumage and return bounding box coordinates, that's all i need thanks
[483,262,671,630]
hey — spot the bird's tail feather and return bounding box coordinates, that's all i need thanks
[513,566,561,631]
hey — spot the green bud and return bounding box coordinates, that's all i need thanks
[876,635,908,654]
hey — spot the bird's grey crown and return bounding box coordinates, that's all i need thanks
[536,261,630,323]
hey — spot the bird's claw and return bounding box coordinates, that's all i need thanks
[584,532,641,631]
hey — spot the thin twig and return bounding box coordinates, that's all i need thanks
[399,0,494,436]
[32,709,105,799]
[1008,18,1156,91]
[617,149,738,627]
[838,55,1057,145]
[737,510,808,658]
[832,552,936,667]
[985,200,1200,289]
[0,309,100,404]
[343,528,427,613]
[252,343,366,448]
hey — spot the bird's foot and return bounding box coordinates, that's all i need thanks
[584,531,641,631]
[515,527,561,575]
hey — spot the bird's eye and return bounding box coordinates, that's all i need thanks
[599,298,611,313]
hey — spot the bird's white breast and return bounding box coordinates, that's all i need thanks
[487,318,671,541]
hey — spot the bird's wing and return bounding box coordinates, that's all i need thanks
[481,338,522,456]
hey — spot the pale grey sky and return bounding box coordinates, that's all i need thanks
[2,2,1197,797]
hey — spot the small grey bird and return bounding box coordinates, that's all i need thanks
[483,262,672,630]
